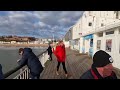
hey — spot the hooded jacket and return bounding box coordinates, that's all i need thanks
[18,48,43,75]
[47,45,52,55]
[0,64,4,79]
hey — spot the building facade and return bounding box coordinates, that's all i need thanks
[64,11,120,69]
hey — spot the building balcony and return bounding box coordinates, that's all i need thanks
[82,20,120,36]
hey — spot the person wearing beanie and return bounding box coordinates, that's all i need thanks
[80,50,117,79]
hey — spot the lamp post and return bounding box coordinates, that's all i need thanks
[52,34,54,45]
[53,34,54,42]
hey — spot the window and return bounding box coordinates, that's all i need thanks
[114,11,119,19]
[75,40,78,45]
[97,40,101,50]
[90,39,93,47]
[79,24,80,28]
[101,23,104,27]
[88,22,92,26]
[89,11,92,16]
[106,30,114,35]
[83,40,85,46]
[97,32,103,37]
[119,41,120,53]
[93,16,95,21]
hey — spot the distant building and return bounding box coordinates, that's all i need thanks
[0,36,36,44]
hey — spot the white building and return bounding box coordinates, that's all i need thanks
[92,22,120,68]
[79,11,120,56]
[64,11,120,69]
[11,41,16,44]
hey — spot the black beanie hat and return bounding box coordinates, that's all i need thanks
[92,50,113,68]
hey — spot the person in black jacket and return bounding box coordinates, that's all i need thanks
[17,48,43,79]
[80,50,117,79]
[47,44,53,61]
[0,64,4,79]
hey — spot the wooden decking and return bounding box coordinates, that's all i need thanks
[40,48,93,79]
[40,48,120,79]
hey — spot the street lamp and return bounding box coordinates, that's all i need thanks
[53,34,54,42]
[52,34,54,45]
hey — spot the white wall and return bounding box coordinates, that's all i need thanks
[84,39,89,53]
[79,37,84,53]
[81,14,94,34]
[80,11,119,36]
[64,41,69,48]
[93,28,120,69]
[72,24,80,40]
[116,31,120,68]
[68,11,120,69]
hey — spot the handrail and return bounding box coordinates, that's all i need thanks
[4,65,23,78]
[3,49,48,79]
[37,50,47,57]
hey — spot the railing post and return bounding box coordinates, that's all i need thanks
[20,75,22,79]
[43,53,45,67]
[24,70,26,79]
[26,68,29,79]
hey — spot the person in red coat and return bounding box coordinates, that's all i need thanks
[53,40,68,77]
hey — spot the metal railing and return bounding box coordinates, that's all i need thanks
[13,68,29,79]
[4,50,49,79]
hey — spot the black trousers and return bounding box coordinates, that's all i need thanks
[49,54,52,61]
[57,61,67,74]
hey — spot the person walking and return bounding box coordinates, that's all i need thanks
[47,44,53,61]
[53,40,68,77]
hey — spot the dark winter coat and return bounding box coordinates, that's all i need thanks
[47,46,52,55]
[80,68,117,79]
[0,64,4,79]
[18,48,43,76]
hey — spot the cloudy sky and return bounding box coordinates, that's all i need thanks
[0,11,83,39]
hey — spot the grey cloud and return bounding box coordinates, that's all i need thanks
[0,11,83,38]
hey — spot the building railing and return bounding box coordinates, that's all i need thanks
[4,50,49,79]
[81,20,120,37]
